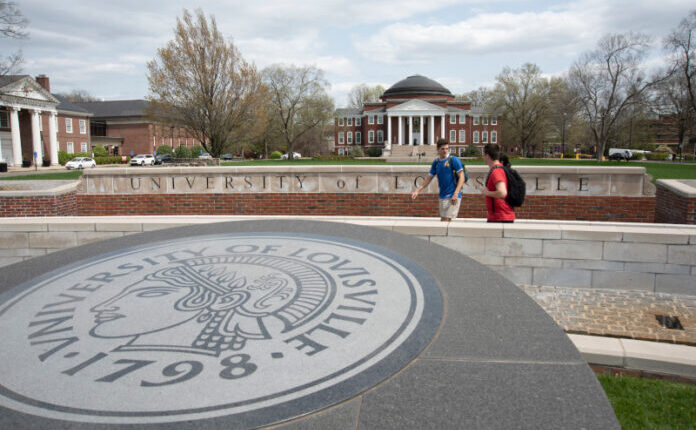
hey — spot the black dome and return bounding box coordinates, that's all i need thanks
[382,75,453,98]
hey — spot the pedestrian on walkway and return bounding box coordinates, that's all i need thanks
[411,138,465,222]
[482,143,515,223]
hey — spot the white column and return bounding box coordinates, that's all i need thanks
[398,115,403,145]
[419,116,424,145]
[387,114,392,148]
[10,107,22,166]
[408,116,413,146]
[429,115,435,144]
[31,110,42,164]
[48,111,58,165]
[441,115,445,139]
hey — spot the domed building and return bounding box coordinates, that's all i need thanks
[334,75,500,157]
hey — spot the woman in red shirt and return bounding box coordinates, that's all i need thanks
[481,144,515,222]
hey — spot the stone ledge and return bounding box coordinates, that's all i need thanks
[657,179,696,198]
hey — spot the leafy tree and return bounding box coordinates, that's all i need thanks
[174,145,192,159]
[489,63,551,156]
[146,9,267,158]
[569,33,662,160]
[262,64,334,160]
[0,1,28,75]
[347,84,385,109]
[92,145,108,157]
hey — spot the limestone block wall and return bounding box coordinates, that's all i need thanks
[1,216,693,296]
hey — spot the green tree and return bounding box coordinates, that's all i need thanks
[262,65,334,160]
[146,9,267,158]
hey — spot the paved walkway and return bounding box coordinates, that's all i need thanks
[521,286,696,346]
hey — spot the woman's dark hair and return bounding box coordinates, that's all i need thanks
[499,153,510,167]
[483,143,500,160]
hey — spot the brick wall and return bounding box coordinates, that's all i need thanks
[0,192,77,217]
[73,192,655,222]
[655,184,696,224]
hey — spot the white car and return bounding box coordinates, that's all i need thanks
[130,154,155,166]
[198,153,212,159]
[280,152,301,160]
[65,157,96,170]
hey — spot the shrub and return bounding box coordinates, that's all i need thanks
[92,145,108,157]
[349,146,364,157]
[463,145,481,157]
[156,145,173,155]
[174,145,192,159]
[58,151,90,165]
[190,145,205,157]
[562,150,576,159]
[646,152,669,161]
[270,151,282,159]
[94,156,126,165]
[684,153,694,161]
[366,147,383,157]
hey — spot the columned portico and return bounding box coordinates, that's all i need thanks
[386,99,447,147]
[31,109,43,163]
[48,111,58,165]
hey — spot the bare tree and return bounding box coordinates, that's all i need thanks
[347,84,385,109]
[548,77,581,155]
[262,65,334,160]
[463,86,492,109]
[55,89,101,102]
[490,63,551,156]
[653,71,695,158]
[146,9,267,158]
[0,1,28,75]
[569,33,662,159]
[665,11,696,114]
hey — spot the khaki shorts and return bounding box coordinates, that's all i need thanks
[439,197,461,219]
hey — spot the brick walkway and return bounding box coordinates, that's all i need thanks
[521,286,696,346]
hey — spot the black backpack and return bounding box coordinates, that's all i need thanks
[487,165,525,208]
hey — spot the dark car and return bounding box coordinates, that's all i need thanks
[608,152,629,161]
[154,154,174,165]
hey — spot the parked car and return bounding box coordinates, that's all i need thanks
[608,151,630,161]
[130,154,155,166]
[154,154,174,165]
[221,153,234,160]
[198,153,212,159]
[280,152,301,160]
[65,157,96,170]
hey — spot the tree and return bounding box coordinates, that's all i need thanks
[262,64,334,160]
[548,77,581,155]
[665,11,696,115]
[146,9,267,158]
[569,33,661,159]
[463,86,492,109]
[489,63,551,156]
[0,1,28,76]
[347,84,385,109]
[55,89,100,102]
[652,71,695,157]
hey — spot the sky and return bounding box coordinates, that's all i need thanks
[4,0,694,106]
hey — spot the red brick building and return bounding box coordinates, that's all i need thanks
[334,75,500,156]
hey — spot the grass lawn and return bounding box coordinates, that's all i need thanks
[598,373,696,429]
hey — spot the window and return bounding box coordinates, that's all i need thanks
[81,142,88,152]
[377,130,383,143]
[473,116,479,125]
[65,118,73,133]
[0,111,8,128]
[377,115,383,125]
[368,130,374,143]
[368,115,374,125]
[450,114,456,124]
[347,131,353,144]
[67,142,74,154]
[483,117,488,125]
[338,132,344,144]
[79,119,87,134]
[356,131,361,144]
[449,130,456,143]
[491,131,497,143]
[473,131,479,143]
[482,131,488,143]
[347,117,353,126]
[459,115,466,124]
[338,117,344,126]
[491,117,498,125]
[356,117,361,126]
[338,148,345,155]
[459,130,466,143]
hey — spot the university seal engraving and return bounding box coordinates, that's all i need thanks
[0,234,441,425]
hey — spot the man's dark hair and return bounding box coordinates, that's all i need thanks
[483,143,500,160]
[436,138,449,149]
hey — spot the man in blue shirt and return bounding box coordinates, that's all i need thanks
[411,138,465,221]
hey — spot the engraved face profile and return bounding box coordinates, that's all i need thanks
[90,255,334,355]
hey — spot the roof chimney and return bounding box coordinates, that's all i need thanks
[36,75,50,92]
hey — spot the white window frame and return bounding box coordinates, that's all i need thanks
[368,115,374,125]
[449,130,456,143]
[356,131,361,144]
[482,131,488,143]
[67,142,74,154]
[338,132,344,144]
[377,115,383,125]
[347,117,353,126]
[459,130,466,143]
[368,130,374,143]
[81,142,88,152]
[338,117,344,126]
[459,115,466,124]
[377,130,384,143]
[356,117,361,126]
[347,131,353,144]
[483,117,488,125]
[473,116,479,125]
[65,118,73,133]
[473,131,479,143]
[491,131,497,143]
[338,148,345,155]
[450,114,456,124]
[79,119,87,134]
[491,117,498,125]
